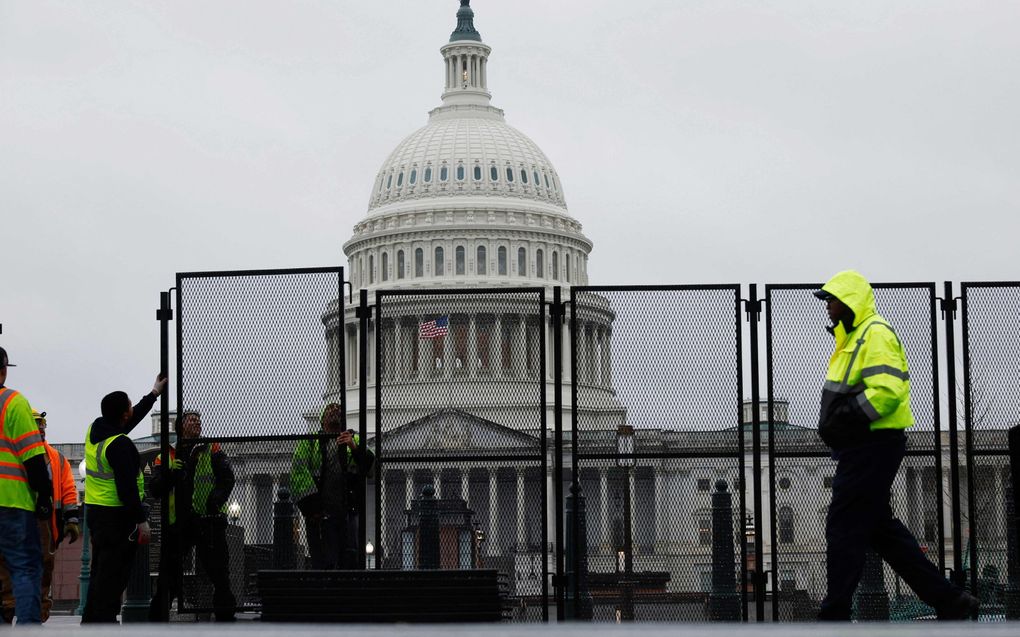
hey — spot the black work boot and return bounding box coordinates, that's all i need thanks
[937,591,980,620]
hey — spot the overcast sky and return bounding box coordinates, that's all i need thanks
[2,0,1018,442]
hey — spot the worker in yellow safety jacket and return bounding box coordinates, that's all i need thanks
[148,409,235,622]
[291,402,373,569]
[814,271,977,621]
[0,408,80,624]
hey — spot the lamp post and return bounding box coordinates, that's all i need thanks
[616,424,635,622]
[366,541,375,570]
[228,501,241,524]
[76,458,90,616]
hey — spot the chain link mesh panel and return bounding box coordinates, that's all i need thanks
[570,286,744,622]
[766,283,942,621]
[168,268,344,617]
[961,283,1020,616]
[374,288,547,622]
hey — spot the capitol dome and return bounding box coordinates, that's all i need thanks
[343,0,592,292]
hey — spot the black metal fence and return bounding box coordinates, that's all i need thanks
[147,270,1018,623]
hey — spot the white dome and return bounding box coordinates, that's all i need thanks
[367,115,568,214]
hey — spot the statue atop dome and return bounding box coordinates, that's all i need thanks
[450,0,482,42]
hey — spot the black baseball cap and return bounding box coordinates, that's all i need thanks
[813,289,837,301]
[0,347,14,367]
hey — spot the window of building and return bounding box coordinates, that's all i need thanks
[533,170,540,186]
[424,166,432,183]
[415,248,424,278]
[473,165,482,181]
[476,246,487,275]
[381,252,388,282]
[505,166,514,182]
[378,176,384,193]
[565,253,570,282]
[386,174,392,189]
[698,517,711,546]
[779,476,791,490]
[490,165,499,181]
[517,247,526,276]
[779,506,794,544]
[536,249,544,278]
[397,250,405,279]
[543,173,550,188]
[456,164,465,181]
[456,246,465,275]
[697,478,710,491]
[520,168,528,184]
[497,246,507,276]
[440,165,448,182]
[434,246,444,276]
[358,257,364,286]
[396,172,403,187]
[552,251,559,280]
[409,168,417,185]
[369,254,374,284]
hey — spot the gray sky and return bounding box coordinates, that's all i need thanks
[2,0,1018,443]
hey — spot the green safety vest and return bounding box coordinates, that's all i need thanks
[159,444,223,524]
[820,270,914,431]
[291,433,360,503]
[84,424,144,507]
[0,388,45,511]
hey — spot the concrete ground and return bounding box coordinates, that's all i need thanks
[40,615,1018,635]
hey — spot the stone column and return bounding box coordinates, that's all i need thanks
[517,468,527,550]
[468,315,479,378]
[494,314,504,377]
[515,315,527,376]
[461,469,470,504]
[406,473,414,509]
[417,316,429,379]
[488,469,498,556]
[599,468,609,549]
[602,326,613,388]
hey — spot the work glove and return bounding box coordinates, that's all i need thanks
[152,373,168,396]
[63,521,81,544]
[170,457,186,472]
[34,494,53,521]
[818,394,872,448]
[131,521,152,545]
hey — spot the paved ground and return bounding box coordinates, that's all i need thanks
[40,615,1018,635]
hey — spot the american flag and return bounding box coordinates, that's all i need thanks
[419,316,449,339]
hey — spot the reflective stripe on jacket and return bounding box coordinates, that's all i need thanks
[819,270,914,431]
[45,443,79,539]
[0,388,45,511]
[84,423,144,506]
[154,444,223,524]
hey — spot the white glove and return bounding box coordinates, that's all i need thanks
[151,374,168,396]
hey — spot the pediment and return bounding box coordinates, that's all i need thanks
[380,409,538,456]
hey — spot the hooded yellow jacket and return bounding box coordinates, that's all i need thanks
[818,270,914,433]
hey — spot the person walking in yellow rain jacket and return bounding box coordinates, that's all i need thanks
[814,271,978,620]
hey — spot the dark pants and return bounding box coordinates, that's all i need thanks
[81,505,137,624]
[305,513,360,570]
[0,507,42,625]
[149,517,236,621]
[819,432,957,620]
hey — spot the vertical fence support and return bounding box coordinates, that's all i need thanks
[745,285,766,621]
[155,290,172,621]
[357,289,370,569]
[942,283,965,588]
[419,486,439,569]
[565,483,591,620]
[959,284,980,597]
[709,480,740,621]
[1007,426,1020,619]
[272,487,295,569]
[552,286,565,620]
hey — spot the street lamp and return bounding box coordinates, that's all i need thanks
[228,501,241,523]
[365,541,375,569]
[616,424,635,622]
[76,458,91,616]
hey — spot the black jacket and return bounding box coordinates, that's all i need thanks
[87,392,157,523]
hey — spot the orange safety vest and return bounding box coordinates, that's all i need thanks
[0,388,46,511]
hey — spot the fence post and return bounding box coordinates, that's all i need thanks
[1006,425,1020,619]
[155,290,172,621]
[120,498,153,622]
[419,486,439,569]
[708,480,740,621]
[273,487,295,569]
[565,483,592,620]
[856,550,889,620]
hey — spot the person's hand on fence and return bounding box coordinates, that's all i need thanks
[151,373,168,397]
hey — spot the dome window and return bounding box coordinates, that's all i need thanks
[505,166,514,182]
[552,251,559,281]
[409,168,417,185]
[434,247,445,276]
[490,166,499,181]
[397,250,405,279]
[533,170,540,187]
[440,166,448,182]
[520,169,528,184]
[415,248,424,278]
[378,176,384,194]
[456,164,465,181]
[543,173,550,189]
[386,174,392,189]
[517,248,526,276]
[473,165,482,181]
[382,252,389,282]
[476,246,487,275]
[369,254,375,284]
[497,246,507,276]
[536,249,544,278]
[424,167,433,183]
[565,253,570,283]
[456,246,465,275]
[396,172,403,187]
